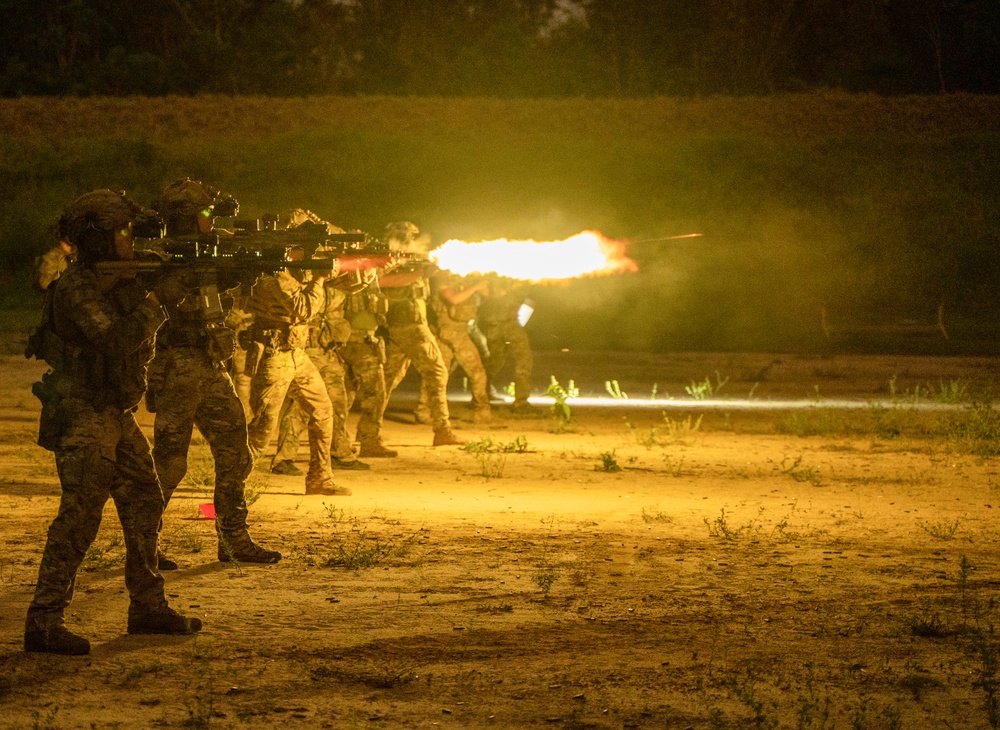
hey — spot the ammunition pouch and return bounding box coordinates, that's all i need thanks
[244,341,265,378]
[236,327,254,352]
[317,315,352,351]
[206,326,236,363]
[366,334,386,364]
[32,372,63,451]
[386,298,426,327]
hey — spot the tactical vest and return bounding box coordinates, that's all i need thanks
[384,279,428,327]
[345,289,386,337]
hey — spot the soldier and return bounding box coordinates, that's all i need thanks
[244,214,347,495]
[479,278,535,411]
[415,272,493,425]
[147,178,281,568]
[23,189,201,655]
[271,213,370,475]
[380,222,463,447]
[341,269,397,458]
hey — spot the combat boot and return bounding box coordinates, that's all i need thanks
[473,407,494,425]
[127,604,202,635]
[359,441,398,458]
[433,428,465,447]
[304,475,352,496]
[24,625,90,655]
[218,531,282,564]
[331,457,371,471]
[271,459,303,476]
[157,550,178,571]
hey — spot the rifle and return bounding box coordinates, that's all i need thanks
[126,215,398,318]
[140,218,394,273]
[94,249,343,322]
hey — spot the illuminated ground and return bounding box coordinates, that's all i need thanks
[1,351,999,729]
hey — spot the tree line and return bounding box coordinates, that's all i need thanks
[2,0,998,97]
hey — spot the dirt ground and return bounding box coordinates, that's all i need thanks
[2,350,1000,729]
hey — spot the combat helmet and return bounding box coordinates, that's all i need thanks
[153,178,239,235]
[56,189,147,263]
[384,221,430,253]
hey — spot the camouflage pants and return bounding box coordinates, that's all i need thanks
[341,336,387,446]
[26,400,166,631]
[229,343,253,419]
[274,345,356,463]
[483,320,534,406]
[247,348,333,486]
[417,321,490,418]
[149,347,252,536]
[384,323,452,432]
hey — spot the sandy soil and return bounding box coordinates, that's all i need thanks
[1,351,1000,729]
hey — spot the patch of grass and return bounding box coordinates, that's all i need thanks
[685,371,729,400]
[662,453,687,477]
[627,421,660,449]
[30,706,59,730]
[704,507,761,542]
[937,379,971,404]
[704,507,792,543]
[776,409,850,437]
[217,534,242,576]
[321,502,344,523]
[595,451,621,472]
[776,454,823,486]
[475,451,507,479]
[605,379,628,399]
[81,533,125,571]
[546,376,579,429]
[641,507,674,524]
[461,437,519,479]
[323,530,417,570]
[170,525,206,555]
[119,660,166,686]
[948,402,1000,456]
[243,473,269,508]
[461,435,529,454]
[918,517,960,541]
[533,567,558,594]
[907,606,954,637]
[181,459,215,489]
[661,413,702,443]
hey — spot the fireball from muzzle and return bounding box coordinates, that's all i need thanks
[429,230,637,281]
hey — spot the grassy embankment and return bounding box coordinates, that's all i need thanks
[1,93,998,354]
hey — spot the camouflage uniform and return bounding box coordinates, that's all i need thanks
[381,265,463,444]
[226,301,254,418]
[416,272,491,423]
[479,285,534,409]
[24,189,200,654]
[341,279,395,457]
[274,282,362,467]
[245,269,341,492]
[148,178,278,564]
[146,303,253,538]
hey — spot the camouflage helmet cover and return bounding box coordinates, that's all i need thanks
[279,208,346,235]
[153,177,238,219]
[278,208,324,229]
[57,189,145,245]
[384,221,420,244]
